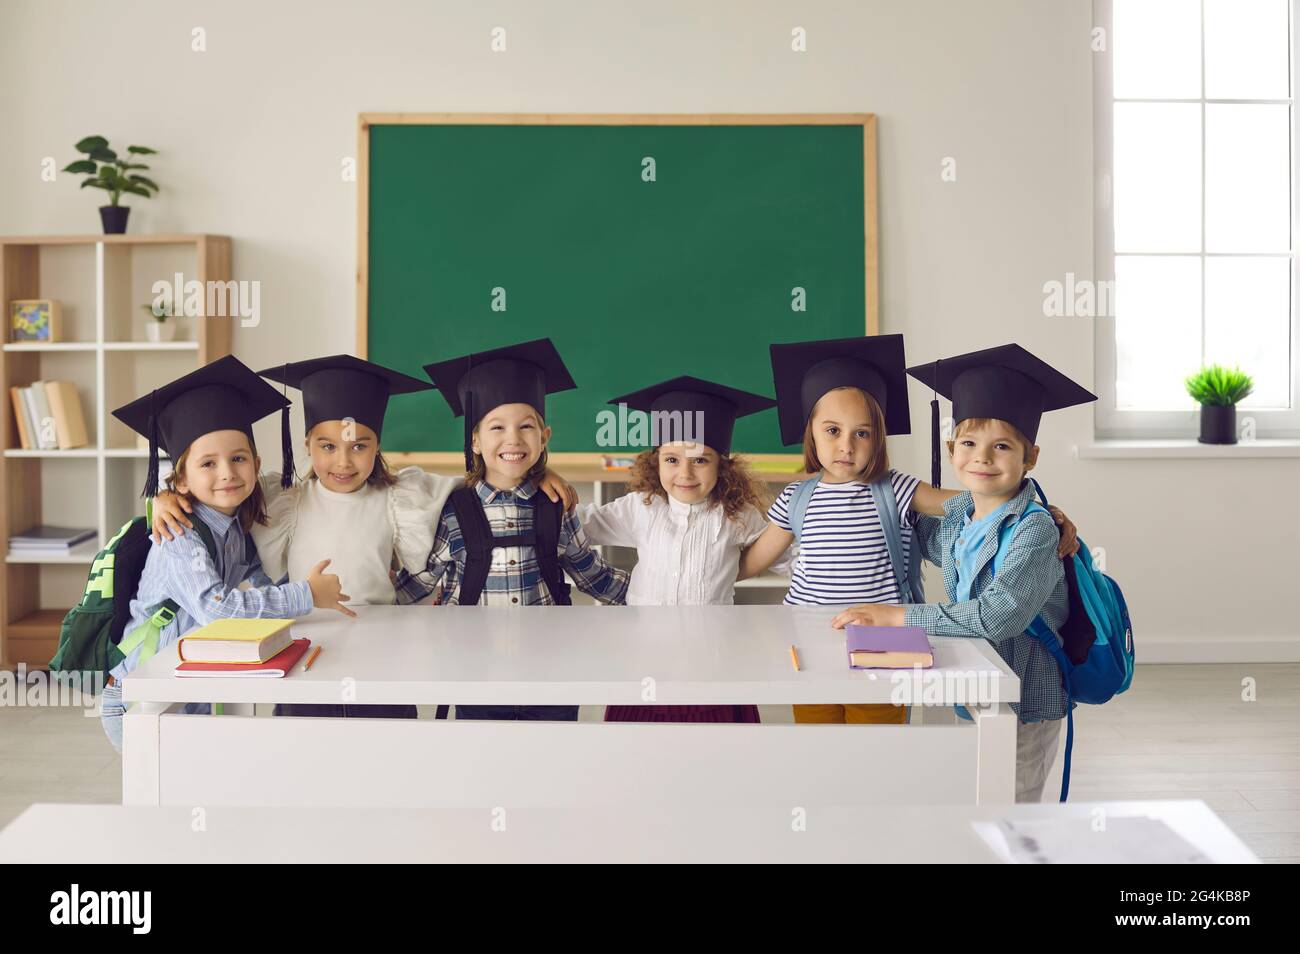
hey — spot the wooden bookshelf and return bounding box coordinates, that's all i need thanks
[0,235,232,668]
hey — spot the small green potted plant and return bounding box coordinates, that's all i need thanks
[62,136,160,234]
[140,298,178,342]
[1185,364,1253,445]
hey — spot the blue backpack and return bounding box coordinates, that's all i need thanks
[785,474,924,604]
[996,479,1135,801]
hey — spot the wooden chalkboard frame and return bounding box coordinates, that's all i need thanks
[356,113,878,476]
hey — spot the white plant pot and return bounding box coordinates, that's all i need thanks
[146,320,176,343]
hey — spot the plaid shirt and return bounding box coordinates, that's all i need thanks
[904,480,1069,723]
[395,478,629,606]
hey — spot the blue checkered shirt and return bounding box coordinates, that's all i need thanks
[395,478,629,606]
[904,480,1070,723]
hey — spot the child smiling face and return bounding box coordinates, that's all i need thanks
[657,442,719,505]
[472,403,552,488]
[307,420,379,493]
[949,418,1039,498]
[172,429,260,515]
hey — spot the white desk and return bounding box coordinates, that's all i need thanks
[0,801,1257,863]
[121,605,1020,808]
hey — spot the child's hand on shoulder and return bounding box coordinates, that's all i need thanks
[150,490,193,543]
[538,469,578,513]
[308,558,358,618]
[1047,505,1080,558]
[830,604,905,629]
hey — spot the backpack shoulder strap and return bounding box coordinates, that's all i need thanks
[449,485,493,605]
[531,494,572,605]
[870,474,922,604]
[786,475,820,544]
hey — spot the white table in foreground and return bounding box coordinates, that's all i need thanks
[0,801,1256,864]
[121,605,1020,808]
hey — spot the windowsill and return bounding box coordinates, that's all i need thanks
[1077,439,1300,459]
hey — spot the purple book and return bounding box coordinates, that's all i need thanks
[846,625,934,669]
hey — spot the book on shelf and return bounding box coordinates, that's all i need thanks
[8,525,97,552]
[7,379,88,450]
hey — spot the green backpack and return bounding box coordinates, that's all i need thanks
[48,506,248,682]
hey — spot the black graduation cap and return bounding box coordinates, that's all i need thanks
[606,375,776,457]
[422,338,577,471]
[258,355,433,486]
[907,343,1097,487]
[769,334,911,446]
[111,354,290,499]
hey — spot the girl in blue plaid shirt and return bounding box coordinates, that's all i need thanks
[831,344,1096,802]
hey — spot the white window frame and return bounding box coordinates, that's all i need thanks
[1093,0,1300,438]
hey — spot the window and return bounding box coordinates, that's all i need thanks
[1095,0,1298,437]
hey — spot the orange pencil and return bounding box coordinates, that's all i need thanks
[303,645,322,671]
[789,645,801,671]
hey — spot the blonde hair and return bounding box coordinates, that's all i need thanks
[801,387,890,483]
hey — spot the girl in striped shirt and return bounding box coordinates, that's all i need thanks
[740,335,1076,725]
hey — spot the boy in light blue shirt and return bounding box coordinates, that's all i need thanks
[831,344,1097,802]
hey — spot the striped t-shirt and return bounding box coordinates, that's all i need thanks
[767,469,921,606]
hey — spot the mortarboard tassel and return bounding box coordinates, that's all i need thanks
[463,388,475,473]
[929,359,941,489]
[279,364,294,489]
[142,392,160,499]
[462,354,475,473]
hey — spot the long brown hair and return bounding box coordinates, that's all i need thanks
[628,446,768,520]
[166,439,269,531]
[801,386,890,483]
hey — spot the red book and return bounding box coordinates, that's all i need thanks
[174,637,312,678]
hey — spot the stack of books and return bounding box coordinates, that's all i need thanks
[9,380,89,450]
[8,525,97,556]
[175,618,311,678]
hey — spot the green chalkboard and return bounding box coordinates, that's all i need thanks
[363,117,875,454]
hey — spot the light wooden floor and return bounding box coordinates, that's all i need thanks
[2,662,1297,862]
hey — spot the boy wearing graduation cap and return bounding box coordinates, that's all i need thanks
[406,338,629,721]
[100,356,353,752]
[578,375,779,723]
[830,344,1097,802]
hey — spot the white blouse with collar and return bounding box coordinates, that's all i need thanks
[578,491,790,606]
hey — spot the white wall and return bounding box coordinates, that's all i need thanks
[2,0,1294,658]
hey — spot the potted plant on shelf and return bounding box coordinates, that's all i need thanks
[141,298,178,343]
[1185,364,1253,445]
[62,136,160,234]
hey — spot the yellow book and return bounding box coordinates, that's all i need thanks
[177,618,296,664]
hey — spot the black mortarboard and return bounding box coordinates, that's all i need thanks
[422,338,577,471]
[769,334,911,446]
[111,354,290,499]
[258,355,433,487]
[907,343,1097,486]
[606,375,776,457]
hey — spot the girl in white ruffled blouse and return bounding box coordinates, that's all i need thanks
[581,376,791,723]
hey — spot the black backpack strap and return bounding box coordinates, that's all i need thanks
[531,494,571,606]
[450,486,494,605]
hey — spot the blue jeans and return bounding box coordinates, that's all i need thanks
[99,680,210,753]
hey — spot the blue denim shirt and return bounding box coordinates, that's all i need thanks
[109,501,312,681]
[904,480,1069,723]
